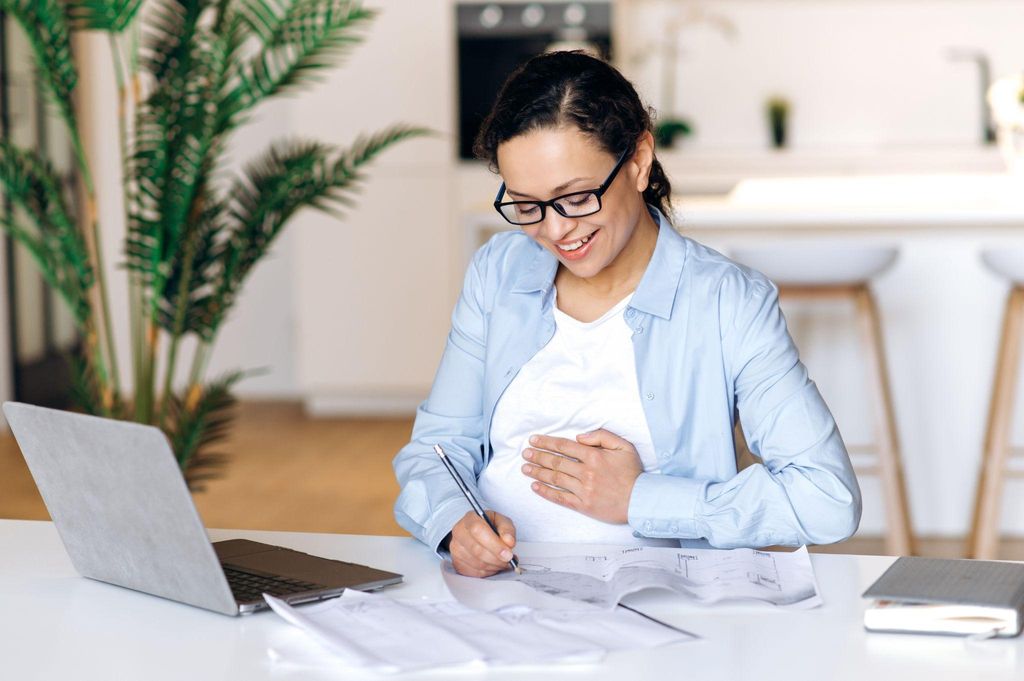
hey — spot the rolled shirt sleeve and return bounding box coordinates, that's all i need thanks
[628,276,862,548]
[392,245,491,553]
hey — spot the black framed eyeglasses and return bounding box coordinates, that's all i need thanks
[493,147,631,226]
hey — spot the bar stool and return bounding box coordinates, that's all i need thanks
[969,250,1024,560]
[730,244,915,556]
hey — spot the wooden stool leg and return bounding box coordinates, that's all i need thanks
[854,286,915,556]
[969,287,1024,560]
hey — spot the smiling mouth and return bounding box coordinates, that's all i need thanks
[555,229,598,252]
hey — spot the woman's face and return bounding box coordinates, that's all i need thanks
[496,126,652,281]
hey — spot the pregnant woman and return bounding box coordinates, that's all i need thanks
[393,51,860,577]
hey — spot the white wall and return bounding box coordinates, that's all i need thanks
[290,0,458,413]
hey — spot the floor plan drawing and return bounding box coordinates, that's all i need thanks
[485,545,821,610]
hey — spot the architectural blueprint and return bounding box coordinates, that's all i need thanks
[443,544,822,611]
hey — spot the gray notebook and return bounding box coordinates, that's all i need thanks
[862,557,1024,637]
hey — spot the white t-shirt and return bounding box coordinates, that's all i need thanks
[479,291,675,546]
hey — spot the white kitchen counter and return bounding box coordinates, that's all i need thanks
[679,174,1024,230]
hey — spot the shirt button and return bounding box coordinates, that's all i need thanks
[635,326,644,334]
[625,309,635,319]
[660,451,670,460]
[644,521,652,532]
[646,393,655,400]
[670,524,679,534]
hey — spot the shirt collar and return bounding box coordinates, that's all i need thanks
[510,241,559,294]
[510,205,688,320]
[630,205,687,320]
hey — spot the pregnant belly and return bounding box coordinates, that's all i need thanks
[477,447,674,547]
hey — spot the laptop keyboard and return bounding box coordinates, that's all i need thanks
[223,565,324,603]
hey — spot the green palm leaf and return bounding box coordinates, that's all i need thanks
[224,0,375,127]
[182,125,427,340]
[128,20,229,307]
[154,192,227,333]
[0,0,88,186]
[67,0,145,32]
[165,370,247,488]
[0,142,93,323]
[140,0,211,83]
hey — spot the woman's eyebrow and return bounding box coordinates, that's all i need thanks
[506,176,590,199]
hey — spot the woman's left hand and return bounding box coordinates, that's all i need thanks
[521,429,643,524]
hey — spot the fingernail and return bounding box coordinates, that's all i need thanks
[522,464,532,474]
[532,482,540,491]
[500,550,513,561]
[523,450,533,460]
[529,435,539,445]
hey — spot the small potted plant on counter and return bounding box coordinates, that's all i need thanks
[766,96,791,149]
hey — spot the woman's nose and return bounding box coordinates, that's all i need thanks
[541,209,578,241]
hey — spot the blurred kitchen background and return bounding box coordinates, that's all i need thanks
[3,0,1024,557]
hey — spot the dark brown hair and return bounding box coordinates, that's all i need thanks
[473,50,672,220]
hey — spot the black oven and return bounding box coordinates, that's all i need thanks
[456,2,613,160]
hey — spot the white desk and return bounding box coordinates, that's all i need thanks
[2,519,1022,680]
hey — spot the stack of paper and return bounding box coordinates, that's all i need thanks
[265,590,694,674]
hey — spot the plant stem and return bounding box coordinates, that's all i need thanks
[82,193,120,410]
[111,33,143,411]
[83,316,111,417]
[139,319,160,423]
[186,338,213,411]
[158,234,198,426]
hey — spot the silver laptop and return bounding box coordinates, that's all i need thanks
[4,401,403,616]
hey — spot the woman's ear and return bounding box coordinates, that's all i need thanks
[633,131,656,193]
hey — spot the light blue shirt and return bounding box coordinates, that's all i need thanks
[393,206,861,553]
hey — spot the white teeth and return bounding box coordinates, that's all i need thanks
[556,233,593,252]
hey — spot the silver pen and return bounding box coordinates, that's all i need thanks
[433,444,522,574]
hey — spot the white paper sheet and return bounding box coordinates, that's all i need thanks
[444,545,822,611]
[264,591,483,674]
[265,589,695,674]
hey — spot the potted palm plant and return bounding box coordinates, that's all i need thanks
[0,0,425,484]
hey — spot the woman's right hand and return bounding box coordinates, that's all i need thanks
[449,510,517,578]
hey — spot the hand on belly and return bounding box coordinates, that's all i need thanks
[520,428,643,524]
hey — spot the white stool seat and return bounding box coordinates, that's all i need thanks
[730,245,898,286]
[981,249,1024,284]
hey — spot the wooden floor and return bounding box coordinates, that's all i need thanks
[0,402,409,537]
[3,401,1023,559]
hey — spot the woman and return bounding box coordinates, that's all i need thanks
[393,51,861,578]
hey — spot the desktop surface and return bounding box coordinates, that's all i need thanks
[2,519,1022,680]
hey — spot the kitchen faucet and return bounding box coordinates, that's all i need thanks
[945,47,996,144]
